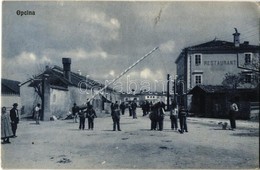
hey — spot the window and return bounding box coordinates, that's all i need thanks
[245,53,252,65]
[195,75,202,84]
[195,54,202,66]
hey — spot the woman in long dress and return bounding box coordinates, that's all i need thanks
[1,107,13,144]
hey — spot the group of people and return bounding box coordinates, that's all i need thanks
[72,103,97,130]
[1,103,20,144]
[117,100,138,119]
[110,99,189,133]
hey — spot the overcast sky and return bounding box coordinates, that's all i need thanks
[1,1,259,92]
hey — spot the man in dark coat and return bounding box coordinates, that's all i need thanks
[157,100,166,131]
[87,105,97,130]
[72,103,79,123]
[119,102,126,115]
[10,103,19,137]
[78,110,86,130]
[149,103,158,130]
[128,101,132,117]
[131,100,138,119]
[111,101,121,131]
[178,105,188,134]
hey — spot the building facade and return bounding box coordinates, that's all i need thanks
[20,58,120,120]
[175,30,259,118]
[1,78,21,112]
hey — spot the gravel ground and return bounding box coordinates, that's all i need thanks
[1,110,259,169]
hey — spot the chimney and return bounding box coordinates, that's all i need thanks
[62,58,71,82]
[233,28,240,47]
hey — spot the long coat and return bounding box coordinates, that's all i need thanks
[10,108,19,124]
[1,113,13,138]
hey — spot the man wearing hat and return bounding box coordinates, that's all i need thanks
[10,103,19,137]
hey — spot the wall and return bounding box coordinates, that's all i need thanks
[189,52,259,88]
[20,85,40,117]
[1,95,21,113]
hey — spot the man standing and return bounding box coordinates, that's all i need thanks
[149,102,158,130]
[170,101,178,130]
[119,102,126,115]
[72,103,79,123]
[229,98,239,130]
[10,103,19,137]
[178,105,188,134]
[131,100,138,119]
[128,101,132,117]
[111,101,121,131]
[78,110,86,130]
[157,99,166,131]
[34,103,41,125]
[87,105,97,130]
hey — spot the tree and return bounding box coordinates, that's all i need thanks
[222,73,243,89]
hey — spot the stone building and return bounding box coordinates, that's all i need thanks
[20,58,120,120]
[175,29,259,119]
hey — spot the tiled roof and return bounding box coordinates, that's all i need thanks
[188,85,228,94]
[188,85,258,94]
[187,40,259,51]
[27,65,115,92]
[1,78,20,95]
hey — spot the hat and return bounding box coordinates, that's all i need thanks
[13,103,18,107]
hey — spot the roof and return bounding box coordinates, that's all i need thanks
[189,40,259,50]
[175,39,260,63]
[137,91,168,96]
[188,85,228,94]
[1,78,21,95]
[21,65,116,92]
[188,84,257,94]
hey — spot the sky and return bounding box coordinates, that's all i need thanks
[1,1,259,92]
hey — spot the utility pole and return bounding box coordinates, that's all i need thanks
[167,74,170,110]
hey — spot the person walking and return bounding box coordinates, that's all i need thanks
[111,101,121,131]
[78,110,86,130]
[1,107,13,144]
[170,102,178,130]
[87,105,97,130]
[229,98,239,130]
[120,102,126,115]
[10,103,19,137]
[131,100,138,119]
[72,103,79,123]
[34,103,41,125]
[157,100,166,131]
[178,105,188,134]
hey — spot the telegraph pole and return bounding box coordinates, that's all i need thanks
[167,74,170,110]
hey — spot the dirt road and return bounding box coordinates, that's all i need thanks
[1,110,259,169]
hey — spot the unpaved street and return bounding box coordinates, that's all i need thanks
[1,110,259,169]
